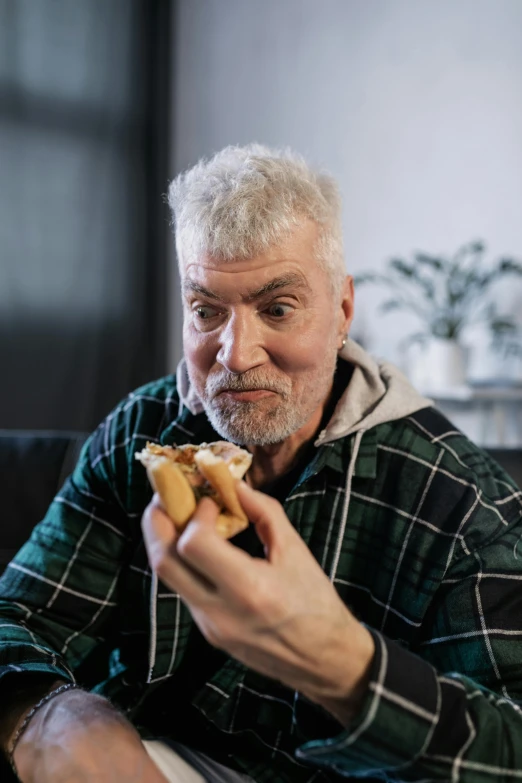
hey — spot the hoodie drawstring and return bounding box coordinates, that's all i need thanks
[329,428,365,583]
[147,571,158,683]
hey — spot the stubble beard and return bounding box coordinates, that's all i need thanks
[190,346,339,447]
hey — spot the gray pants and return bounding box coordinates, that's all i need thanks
[144,739,255,783]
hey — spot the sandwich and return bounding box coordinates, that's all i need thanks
[135,440,252,539]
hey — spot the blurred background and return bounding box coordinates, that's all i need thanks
[0,0,170,430]
[2,0,522,453]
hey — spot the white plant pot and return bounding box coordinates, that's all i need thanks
[408,338,467,393]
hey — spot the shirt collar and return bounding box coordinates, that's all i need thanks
[296,427,378,484]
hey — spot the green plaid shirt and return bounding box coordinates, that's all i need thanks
[1,372,522,782]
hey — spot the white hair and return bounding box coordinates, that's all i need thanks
[167,144,345,292]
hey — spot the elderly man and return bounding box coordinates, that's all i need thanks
[1,145,522,783]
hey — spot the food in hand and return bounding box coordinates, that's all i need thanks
[135,441,252,538]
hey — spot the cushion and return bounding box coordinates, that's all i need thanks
[0,431,87,574]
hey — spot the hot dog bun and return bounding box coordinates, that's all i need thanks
[135,441,252,539]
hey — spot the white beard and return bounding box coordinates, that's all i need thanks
[190,343,339,446]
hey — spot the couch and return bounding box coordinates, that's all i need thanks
[0,430,88,576]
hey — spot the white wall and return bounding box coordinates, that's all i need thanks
[168,0,522,374]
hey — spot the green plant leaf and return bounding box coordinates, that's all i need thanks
[399,331,429,349]
[497,258,522,275]
[354,241,522,345]
[452,240,485,267]
[389,258,416,278]
[387,258,436,300]
[414,253,444,271]
[380,299,404,313]
[490,316,518,335]
[353,273,392,286]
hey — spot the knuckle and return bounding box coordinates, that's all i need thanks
[202,618,233,650]
[236,579,274,617]
[257,491,282,514]
[269,494,284,512]
[204,626,223,648]
[140,506,151,533]
[249,590,275,618]
[176,529,199,559]
[149,548,167,576]
[146,540,172,578]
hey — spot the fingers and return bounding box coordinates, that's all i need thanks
[142,486,302,603]
[186,495,221,528]
[143,494,254,601]
[235,482,303,562]
[176,497,258,593]
[141,494,177,561]
[141,495,215,604]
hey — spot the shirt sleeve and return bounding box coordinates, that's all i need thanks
[0,412,134,687]
[297,510,522,780]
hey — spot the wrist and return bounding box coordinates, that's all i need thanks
[10,683,80,779]
[0,675,66,756]
[304,622,375,726]
[12,687,138,781]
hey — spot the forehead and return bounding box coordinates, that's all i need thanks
[181,220,325,294]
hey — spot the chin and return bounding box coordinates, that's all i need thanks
[204,403,305,447]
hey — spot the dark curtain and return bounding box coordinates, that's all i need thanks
[0,0,171,431]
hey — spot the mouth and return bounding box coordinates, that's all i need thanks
[217,389,277,402]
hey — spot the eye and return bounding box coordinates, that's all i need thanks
[194,305,220,320]
[266,303,294,318]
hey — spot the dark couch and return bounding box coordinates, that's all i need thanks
[0,431,88,576]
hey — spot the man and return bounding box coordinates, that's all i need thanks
[1,144,522,783]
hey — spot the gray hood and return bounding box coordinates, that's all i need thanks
[315,338,432,445]
[176,337,433,446]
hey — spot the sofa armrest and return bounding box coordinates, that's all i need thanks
[0,430,88,575]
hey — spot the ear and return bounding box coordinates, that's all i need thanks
[337,275,354,349]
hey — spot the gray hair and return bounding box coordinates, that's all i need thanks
[167,144,345,292]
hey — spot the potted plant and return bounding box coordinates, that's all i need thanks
[354,241,522,391]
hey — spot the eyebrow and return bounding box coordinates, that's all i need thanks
[182,272,310,302]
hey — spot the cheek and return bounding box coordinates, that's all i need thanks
[183,323,216,376]
[271,314,335,367]
[268,318,336,372]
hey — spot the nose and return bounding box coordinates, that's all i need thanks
[216,312,265,374]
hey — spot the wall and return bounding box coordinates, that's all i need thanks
[167,0,522,440]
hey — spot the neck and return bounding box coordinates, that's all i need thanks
[245,398,328,489]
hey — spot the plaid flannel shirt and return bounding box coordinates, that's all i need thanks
[1,372,522,782]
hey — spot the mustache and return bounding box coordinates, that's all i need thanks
[206,371,291,398]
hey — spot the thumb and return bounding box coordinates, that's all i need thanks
[186,495,220,530]
[178,495,220,549]
[235,481,294,559]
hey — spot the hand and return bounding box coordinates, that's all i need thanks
[12,688,169,783]
[142,483,374,725]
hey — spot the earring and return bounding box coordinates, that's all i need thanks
[340,335,347,350]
